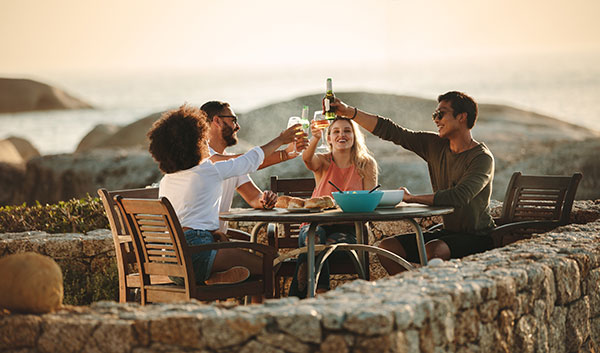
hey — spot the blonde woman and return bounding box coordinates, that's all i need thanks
[289,117,378,297]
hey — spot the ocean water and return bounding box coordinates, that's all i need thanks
[1,52,599,155]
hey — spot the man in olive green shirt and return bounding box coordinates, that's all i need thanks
[330,91,495,274]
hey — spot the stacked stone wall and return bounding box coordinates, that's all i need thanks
[1,218,599,352]
[0,230,118,305]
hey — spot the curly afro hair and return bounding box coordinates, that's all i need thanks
[147,104,210,173]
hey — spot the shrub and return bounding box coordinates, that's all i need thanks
[0,195,109,234]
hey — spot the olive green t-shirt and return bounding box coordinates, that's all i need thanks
[373,117,495,235]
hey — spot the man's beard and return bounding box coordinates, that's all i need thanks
[222,124,238,147]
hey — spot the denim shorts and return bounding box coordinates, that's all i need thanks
[170,229,216,285]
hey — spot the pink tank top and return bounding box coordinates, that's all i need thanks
[311,155,364,198]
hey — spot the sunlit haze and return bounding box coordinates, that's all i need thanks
[1,0,599,74]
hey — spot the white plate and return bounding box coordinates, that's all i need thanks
[285,208,323,213]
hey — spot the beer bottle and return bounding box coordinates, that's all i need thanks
[323,78,335,120]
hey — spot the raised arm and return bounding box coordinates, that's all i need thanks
[211,125,306,168]
[260,124,302,159]
[302,120,326,172]
[329,98,379,133]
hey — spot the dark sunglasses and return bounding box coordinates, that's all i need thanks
[218,115,238,125]
[432,110,450,121]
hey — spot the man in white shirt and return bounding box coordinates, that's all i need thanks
[201,101,308,233]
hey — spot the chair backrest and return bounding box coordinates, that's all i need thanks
[97,187,159,302]
[270,176,316,249]
[114,196,198,298]
[98,187,159,237]
[499,172,582,225]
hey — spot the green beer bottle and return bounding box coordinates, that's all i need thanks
[324,78,335,120]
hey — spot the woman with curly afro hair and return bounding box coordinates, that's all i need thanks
[148,104,301,287]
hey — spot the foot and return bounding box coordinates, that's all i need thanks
[205,266,250,285]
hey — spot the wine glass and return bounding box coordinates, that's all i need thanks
[312,111,329,151]
[287,116,302,153]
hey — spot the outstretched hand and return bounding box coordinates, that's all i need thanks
[279,123,303,144]
[324,97,354,118]
[310,120,324,140]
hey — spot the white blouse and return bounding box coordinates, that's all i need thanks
[159,146,264,231]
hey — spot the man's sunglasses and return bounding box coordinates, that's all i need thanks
[218,115,238,125]
[432,110,450,121]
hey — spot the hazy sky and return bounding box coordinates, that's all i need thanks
[1,0,599,74]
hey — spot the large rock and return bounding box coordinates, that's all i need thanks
[0,139,23,164]
[76,112,162,153]
[75,124,120,153]
[4,136,40,161]
[0,162,25,205]
[238,92,600,202]
[16,149,161,205]
[0,78,92,113]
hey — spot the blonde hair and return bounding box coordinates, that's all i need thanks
[327,118,378,180]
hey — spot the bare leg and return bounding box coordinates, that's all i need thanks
[377,237,409,275]
[425,240,451,260]
[212,249,263,276]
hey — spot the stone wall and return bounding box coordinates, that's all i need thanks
[0,229,118,305]
[1,217,599,352]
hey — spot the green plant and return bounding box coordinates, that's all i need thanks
[0,195,109,234]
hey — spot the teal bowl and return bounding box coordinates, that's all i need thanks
[332,190,384,213]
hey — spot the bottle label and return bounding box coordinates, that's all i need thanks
[324,98,330,111]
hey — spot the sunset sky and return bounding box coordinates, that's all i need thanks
[1,0,599,75]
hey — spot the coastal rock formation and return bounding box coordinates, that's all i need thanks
[0,162,25,205]
[0,139,23,165]
[0,78,92,113]
[75,124,120,153]
[19,150,161,205]
[76,112,161,153]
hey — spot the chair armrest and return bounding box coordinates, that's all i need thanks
[492,220,560,235]
[427,223,443,232]
[226,228,251,242]
[187,242,278,257]
[490,220,560,247]
[267,222,278,248]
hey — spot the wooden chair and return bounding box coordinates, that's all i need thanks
[114,195,277,304]
[491,172,582,247]
[98,187,170,303]
[268,176,372,297]
[99,187,253,302]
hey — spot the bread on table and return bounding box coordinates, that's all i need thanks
[321,195,335,208]
[275,195,291,208]
[287,197,305,209]
[305,195,335,209]
[277,195,335,209]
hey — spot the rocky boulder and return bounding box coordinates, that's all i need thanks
[0,78,92,113]
[17,149,161,205]
[4,136,40,161]
[76,112,162,152]
[75,124,120,153]
[0,162,25,205]
[0,139,23,165]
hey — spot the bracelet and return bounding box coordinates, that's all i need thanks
[279,150,286,161]
[350,107,358,120]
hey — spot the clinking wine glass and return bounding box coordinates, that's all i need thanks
[313,110,329,151]
[287,116,303,154]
